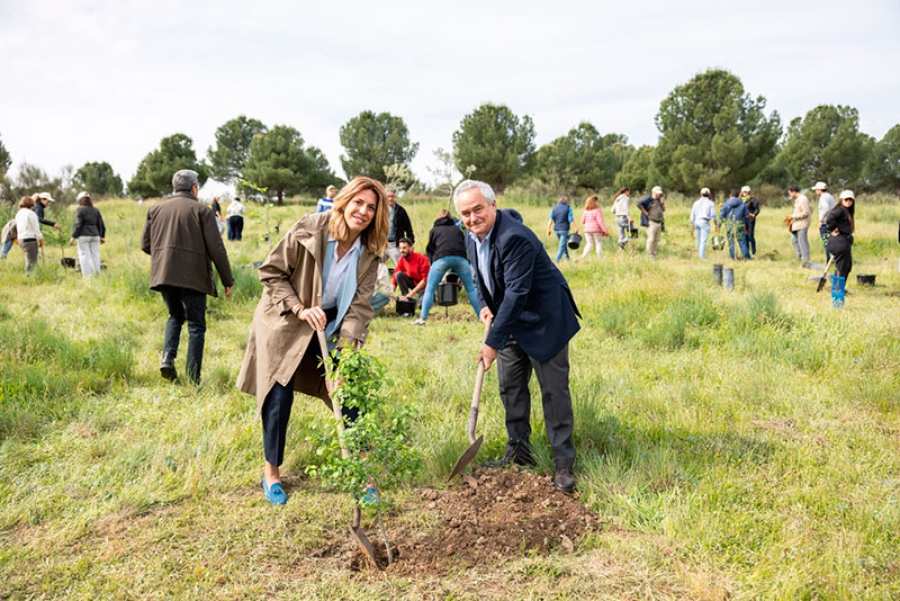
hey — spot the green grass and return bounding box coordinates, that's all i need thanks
[1,195,900,599]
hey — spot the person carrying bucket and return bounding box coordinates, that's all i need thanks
[547,195,577,263]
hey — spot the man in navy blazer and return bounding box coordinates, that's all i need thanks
[455,180,580,493]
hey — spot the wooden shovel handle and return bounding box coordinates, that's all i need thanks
[466,319,493,444]
[317,330,350,460]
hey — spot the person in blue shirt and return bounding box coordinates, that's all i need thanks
[316,185,337,213]
[546,195,577,263]
[719,189,751,260]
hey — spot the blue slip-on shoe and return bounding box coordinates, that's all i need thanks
[262,478,287,505]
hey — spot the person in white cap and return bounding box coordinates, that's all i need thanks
[33,192,60,230]
[637,186,665,257]
[823,190,856,280]
[740,186,760,257]
[814,182,836,261]
[690,188,718,259]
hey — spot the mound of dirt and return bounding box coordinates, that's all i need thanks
[350,466,599,573]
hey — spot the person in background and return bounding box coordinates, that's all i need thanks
[236,176,389,506]
[823,190,856,280]
[1,217,16,259]
[211,196,225,235]
[787,185,812,262]
[637,186,665,257]
[316,185,337,213]
[814,181,836,262]
[413,208,480,325]
[456,179,580,494]
[547,195,577,263]
[33,192,60,230]
[720,189,751,260]
[226,196,245,240]
[141,169,234,384]
[370,259,395,312]
[385,190,414,266]
[579,195,608,258]
[690,187,718,260]
[610,187,632,251]
[15,196,42,273]
[740,185,760,257]
[68,191,106,277]
[392,237,430,305]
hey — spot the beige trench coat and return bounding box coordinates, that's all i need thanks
[236,212,378,417]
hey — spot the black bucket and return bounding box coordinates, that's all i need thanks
[567,233,582,250]
[857,274,876,287]
[61,257,76,268]
[437,282,458,306]
[395,298,416,316]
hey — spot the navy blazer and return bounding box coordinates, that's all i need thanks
[467,209,580,362]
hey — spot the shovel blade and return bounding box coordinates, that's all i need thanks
[448,435,483,481]
[816,275,828,293]
[349,525,382,570]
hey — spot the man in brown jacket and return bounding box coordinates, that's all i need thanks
[141,169,234,383]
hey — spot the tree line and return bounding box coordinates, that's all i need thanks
[2,68,898,205]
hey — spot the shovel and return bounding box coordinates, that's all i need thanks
[449,319,492,480]
[316,330,381,569]
[816,255,835,293]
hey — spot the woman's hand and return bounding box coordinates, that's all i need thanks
[68,238,74,245]
[298,306,328,331]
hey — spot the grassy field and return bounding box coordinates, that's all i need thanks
[1,192,899,600]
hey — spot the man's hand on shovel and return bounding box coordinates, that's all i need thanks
[478,308,497,370]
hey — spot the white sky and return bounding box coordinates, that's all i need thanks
[2,0,898,191]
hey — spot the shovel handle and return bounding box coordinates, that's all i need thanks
[466,319,493,444]
[816,255,835,293]
[317,329,350,460]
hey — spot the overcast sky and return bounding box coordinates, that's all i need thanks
[2,0,898,193]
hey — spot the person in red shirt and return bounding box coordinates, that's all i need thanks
[392,237,430,304]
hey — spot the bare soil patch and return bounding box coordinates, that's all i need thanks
[349,465,599,573]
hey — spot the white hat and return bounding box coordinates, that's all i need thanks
[813,181,828,191]
[839,189,855,200]
[76,191,90,202]
[39,192,55,202]
[740,185,751,193]
[651,186,663,195]
[700,187,710,196]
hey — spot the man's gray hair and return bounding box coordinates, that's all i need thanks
[172,169,200,193]
[453,179,495,212]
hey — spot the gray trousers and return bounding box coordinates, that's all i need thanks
[20,239,39,272]
[496,338,575,469]
[791,228,810,261]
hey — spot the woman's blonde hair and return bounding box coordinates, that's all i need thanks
[437,208,450,219]
[329,176,389,256]
[584,195,599,210]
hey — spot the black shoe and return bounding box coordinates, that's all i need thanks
[554,466,576,493]
[483,444,536,468]
[160,354,177,381]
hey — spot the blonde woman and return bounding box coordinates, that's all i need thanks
[580,195,609,258]
[237,176,389,506]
